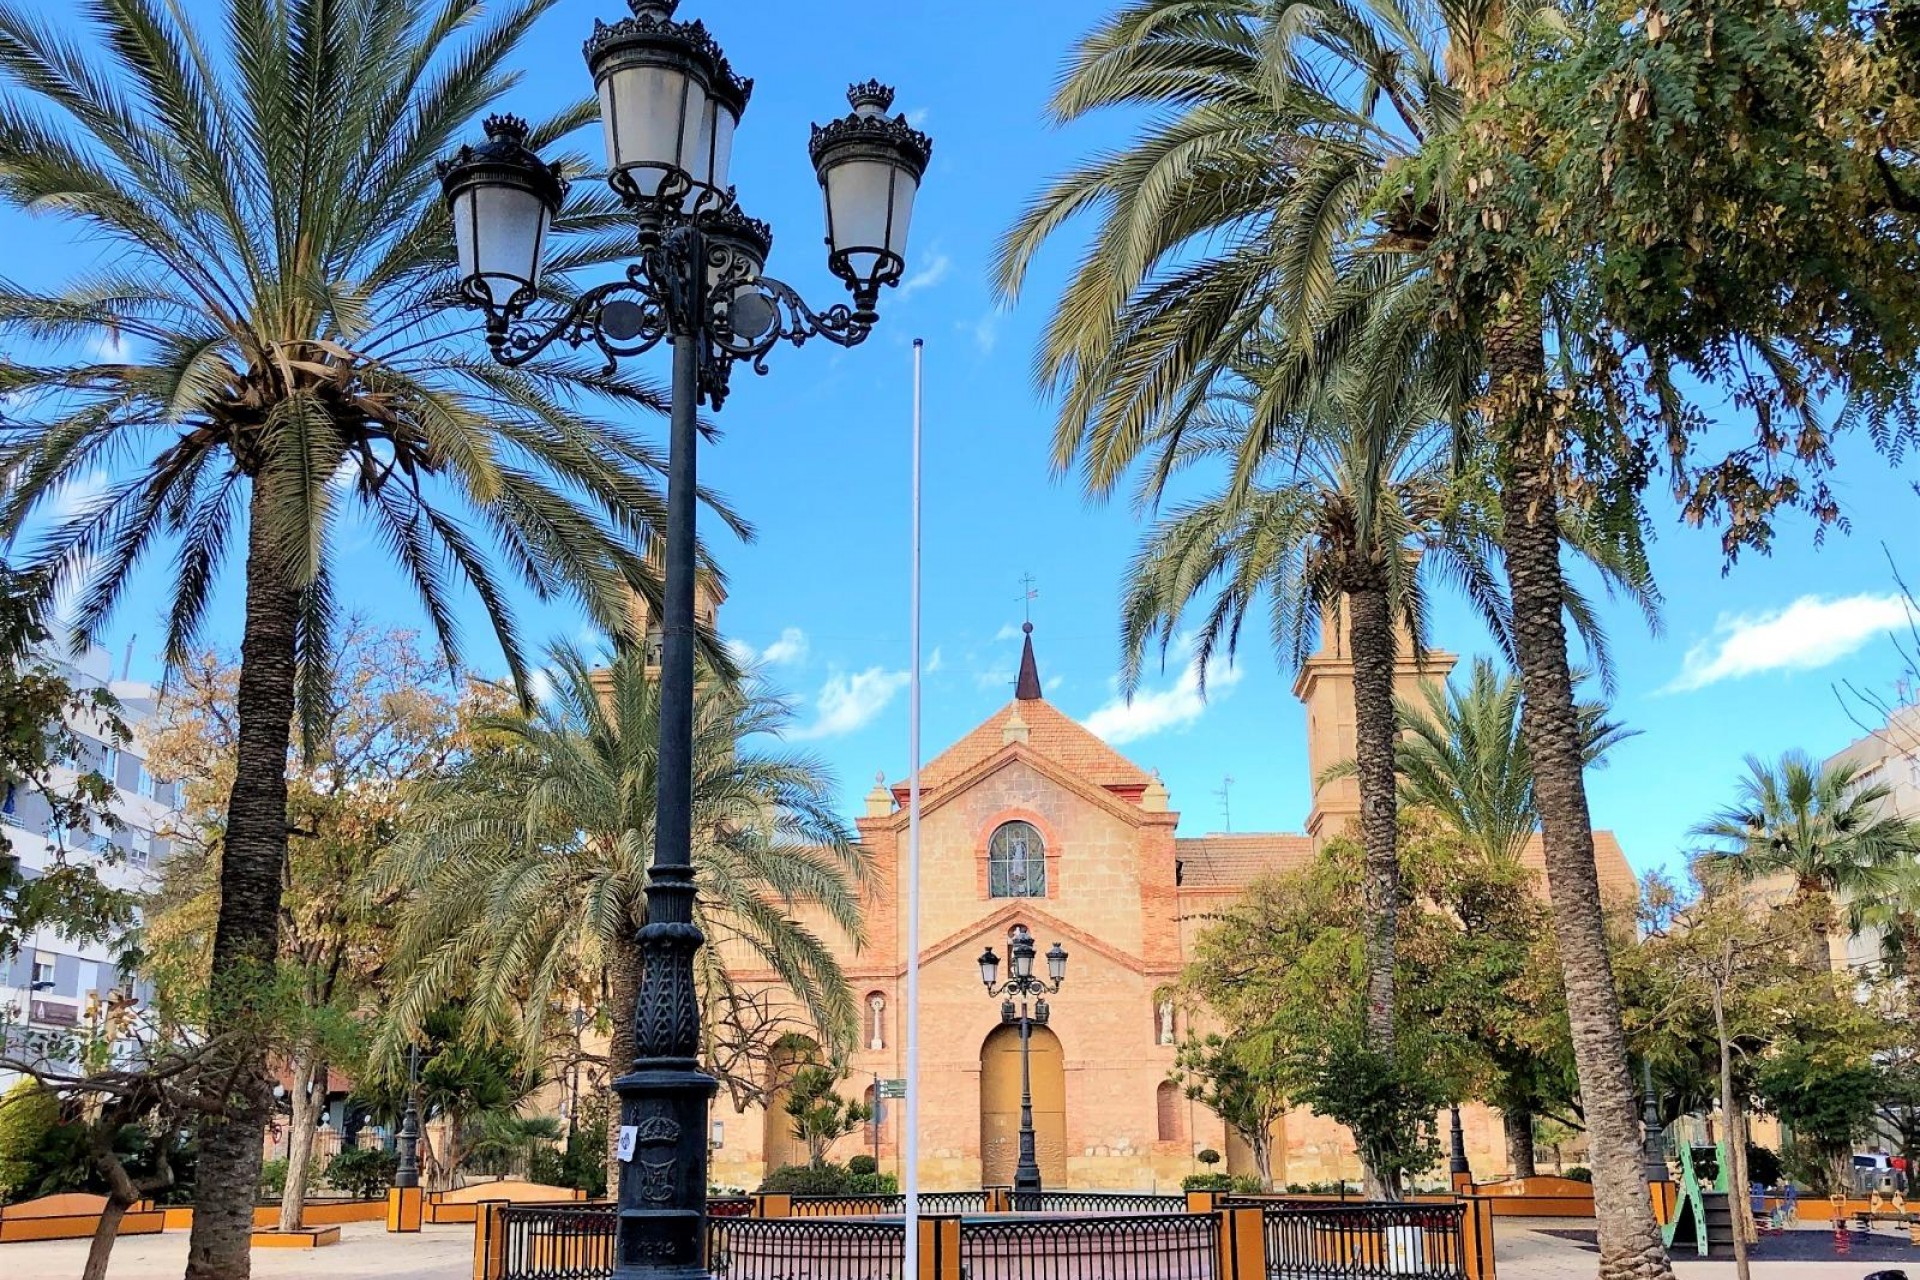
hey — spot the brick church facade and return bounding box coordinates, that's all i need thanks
[706,620,1637,1192]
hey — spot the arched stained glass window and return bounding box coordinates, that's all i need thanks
[988,821,1045,898]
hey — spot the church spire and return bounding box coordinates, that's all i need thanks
[1015,622,1042,700]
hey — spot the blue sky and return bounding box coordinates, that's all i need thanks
[10,0,1920,879]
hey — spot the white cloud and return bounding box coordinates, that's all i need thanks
[905,107,930,128]
[898,252,951,300]
[925,647,944,674]
[994,622,1023,642]
[1082,656,1243,745]
[760,627,810,666]
[790,666,910,740]
[1668,593,1913,692]
[730,626,810,668]
[974,662,1015,693]
[962,312,1002,355]
[51,470,110,520]
[89,330,131,363]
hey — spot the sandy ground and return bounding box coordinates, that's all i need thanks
[6,1212,1915,1279]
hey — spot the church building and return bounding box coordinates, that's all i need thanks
[706,618,1637,1192]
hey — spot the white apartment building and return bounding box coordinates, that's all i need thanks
[1,644,177,1070]
[1824,700,1920,976]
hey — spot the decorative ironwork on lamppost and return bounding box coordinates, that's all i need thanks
[395,1044,422,1190]
[1642,1060,1671,1184]
[978,925,1068,1211]
[436,5,930,1276]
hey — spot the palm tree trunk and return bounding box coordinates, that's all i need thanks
[1491,307,1675,1280]
[1346,575,1403,1200]
[277,1052,321,1231]
[1505,1108,1538,1179]
[1799,885,1838,983]
[605,932,642,1191]
[186,482,299,1280]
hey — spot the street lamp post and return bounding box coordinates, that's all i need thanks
[396,1044,422,1190]
[978,925,1069,1211]
[1642,1060,1670,1184]
[435,5,929,1276]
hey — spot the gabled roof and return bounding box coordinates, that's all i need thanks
[901,697,1154,796]
[1175,833,1316,889]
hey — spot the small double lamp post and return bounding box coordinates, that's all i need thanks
[978,925,1068,1212]
[434,5,931,1278]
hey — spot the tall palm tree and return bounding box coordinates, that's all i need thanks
[1693,752,1920,979]
[0,4,732,1272]
[372,645,869,1182]
[994,5,1674,1271]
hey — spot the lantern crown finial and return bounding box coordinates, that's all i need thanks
[483,114,532,144]
[848,80,896,114]
[627,0,679,16]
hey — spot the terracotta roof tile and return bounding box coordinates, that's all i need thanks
[1174,833,1315,889]
[902,698,1153,794]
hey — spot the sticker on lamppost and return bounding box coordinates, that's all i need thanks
[617,1125,639,1161]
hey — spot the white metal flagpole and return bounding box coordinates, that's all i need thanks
[903,336,925,1280]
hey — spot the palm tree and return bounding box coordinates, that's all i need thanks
[1693,752,1920,979]
[1394,657,1635,867]
[1391,657,1632,1173]
[0,4,737,1271]
[994,5,1673,1271]
[372,644,869,1183]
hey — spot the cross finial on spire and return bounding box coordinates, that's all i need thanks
[1015,572,1039,624]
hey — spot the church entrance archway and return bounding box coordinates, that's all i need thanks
[980,1023,1065,1188]
[762,1034,815,1172]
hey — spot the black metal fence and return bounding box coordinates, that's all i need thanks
[708,1216,906,1280]
[498,1202,616,1280]
[1252,1201,1470,1279]
[790,1193,907,1217]
[919,1189,987,1215]
[1032,1191,1189,1214]
[961,1212,1219,1279]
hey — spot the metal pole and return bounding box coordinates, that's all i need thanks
[1643,1060,1670,1184]
[903,337,924,1280]
[1014,1007,1040,1209]
[1448,1104,1471,1179]
[613,229,717,1280]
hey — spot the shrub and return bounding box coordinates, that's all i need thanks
[258,1157,318,1200]
[1230,1174,1264,1194]
[1564,1167,1592,1183]
[849,1171,898,1194]
[758,1162,856,1195]
[325,1147,397,1200]
[847,1155,878,1177]
[0,1083,59,1203]
[1196,1148,1221,1167]
[1182,1172,1235,1191]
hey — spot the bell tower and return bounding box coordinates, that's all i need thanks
[1295,599,1455,848]
[629,544,726,670]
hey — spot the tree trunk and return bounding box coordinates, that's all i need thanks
[1799,885,1838,984]
[1505,1108,1539,1178]
[277,1052,321,1231]
[186,481,301,1280]
[1347,577,1403,1201]
[1711,962,1753,1280]
[81,1192,128,1280]
[606,931,643,1192]
[1250,1128,1274,1192]
[1491,306,1675,1280]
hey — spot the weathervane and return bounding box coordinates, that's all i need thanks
[1015,572,1039,624]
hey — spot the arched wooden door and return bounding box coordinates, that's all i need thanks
[980,1023,1066,1187]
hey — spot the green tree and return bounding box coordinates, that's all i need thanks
[0,1080,58,1203]
[1692,752,1920,979]
[1171,1033,1290,1192]
[372,645,868,1182]
[994,4,1672,1264]
[783,1064,871,1169]
[0,4,714,1271]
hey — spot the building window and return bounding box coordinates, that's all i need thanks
[127,830,151,868]
[31,953,56,989]
[138,766,157,799]
[988,821,1046,898]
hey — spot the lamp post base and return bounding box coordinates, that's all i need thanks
[611,1065,718,1280]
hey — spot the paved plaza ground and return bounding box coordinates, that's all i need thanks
[5,1215,1917,1278]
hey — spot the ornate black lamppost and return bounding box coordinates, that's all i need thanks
[1448,1104,1472,1184]
[978,925,1068,1211]
[396,1043,423,1189]
[435,5,929,1276]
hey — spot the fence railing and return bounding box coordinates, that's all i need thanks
[1031,1191,1188,1215]
[480,1194,1491,1280]
[1249,1201,1470,1279]
[709,1215,905,1280]
[790,1194,907,1217]
[497,1202,617,1280]
[961,1212,1218,1279]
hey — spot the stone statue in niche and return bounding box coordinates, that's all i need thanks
[868,992,886,1052]
[1157,1000,1176,1046]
